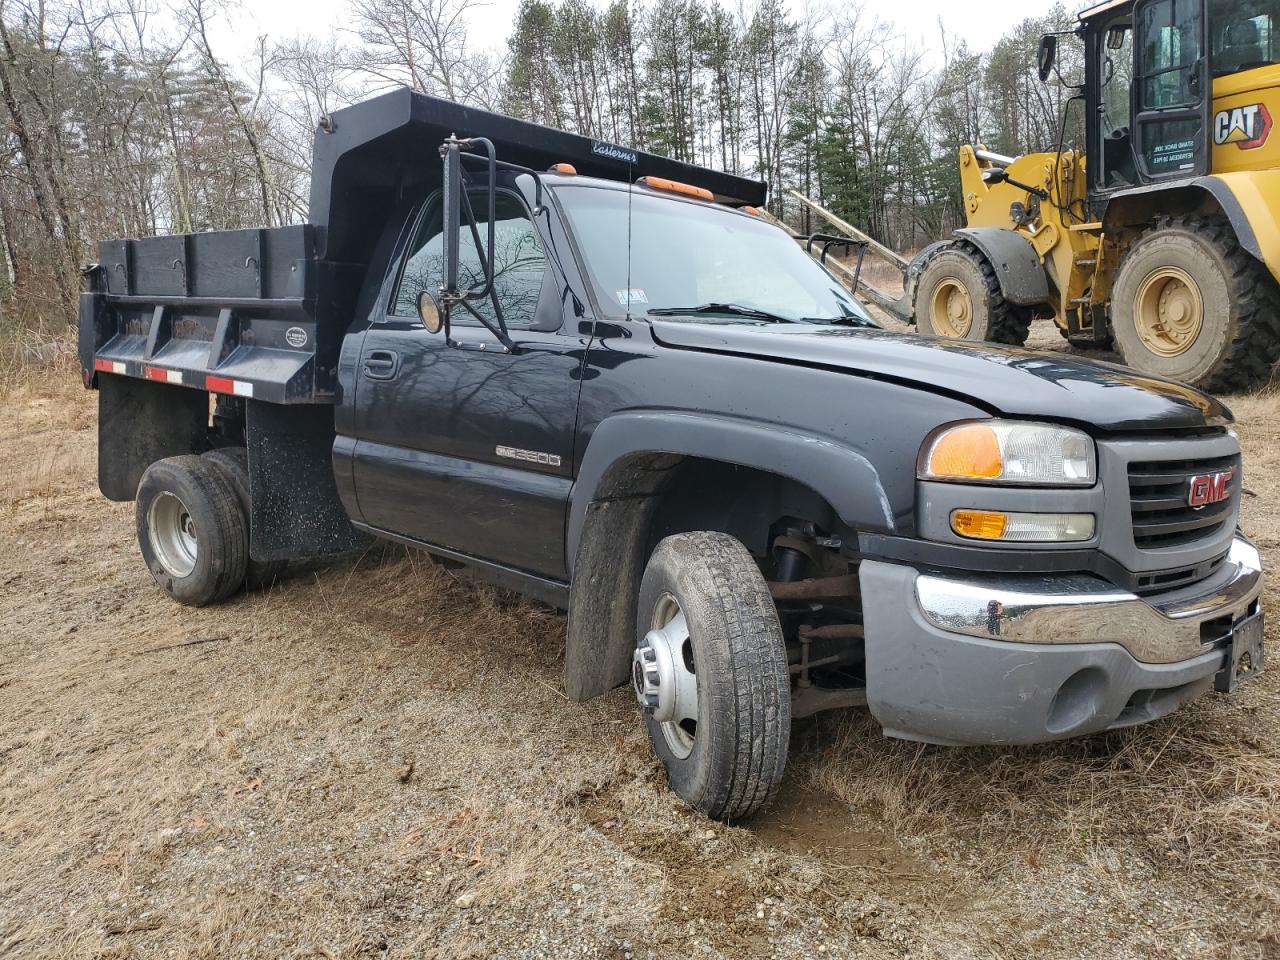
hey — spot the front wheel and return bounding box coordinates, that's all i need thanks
[915,245,1033,345]
[136,455,248,606]
[632,532,790,821]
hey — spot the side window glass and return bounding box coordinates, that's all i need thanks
[1139,0,1201,108]
[391,191,547,328]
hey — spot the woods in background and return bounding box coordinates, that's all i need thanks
[0,0,1082,329]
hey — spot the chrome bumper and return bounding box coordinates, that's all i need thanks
[914,536,1263,664]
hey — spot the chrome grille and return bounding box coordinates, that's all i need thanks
[1128,453,1239,550]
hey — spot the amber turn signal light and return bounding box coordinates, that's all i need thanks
[926,423,1002,480]
[951,510,1009,540]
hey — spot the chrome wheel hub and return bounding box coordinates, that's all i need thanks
[633,594,699,758]
[148,491,198,578]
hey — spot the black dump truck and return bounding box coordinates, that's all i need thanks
[80,88,1265,820]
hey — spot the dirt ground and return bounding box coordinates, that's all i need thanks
[1,327,1278,959]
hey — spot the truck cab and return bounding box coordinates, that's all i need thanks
[80,89,1266,821]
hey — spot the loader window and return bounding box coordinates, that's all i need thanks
[1098,18,1137,187]
[1134,0,1206,177]
[1139,0,1201,109]
[392,190,547,328]
[1211,0,1280,75]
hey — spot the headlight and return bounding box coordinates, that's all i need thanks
[920,420,1095,486]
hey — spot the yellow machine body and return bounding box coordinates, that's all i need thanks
[957,63,1280,341]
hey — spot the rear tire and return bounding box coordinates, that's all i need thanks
[915,245,1033,346]
[203,448,288,590]
[632,532,790,821]
[1111,216,1280,390]
[136,455,248,607]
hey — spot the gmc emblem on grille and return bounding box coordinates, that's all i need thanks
[1187,469,1234,509]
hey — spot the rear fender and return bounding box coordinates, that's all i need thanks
[1100,173,1280,284]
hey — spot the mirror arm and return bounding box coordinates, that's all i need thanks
[457,178,514,350]
[449,297,516,354]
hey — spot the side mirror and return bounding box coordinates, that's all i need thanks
[417,290,446,334]
[1037,34,1057,83]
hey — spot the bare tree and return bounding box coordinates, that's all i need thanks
[349,0,499,104]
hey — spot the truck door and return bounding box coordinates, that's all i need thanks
[351,188,588,580]
[1131,0,1212,180]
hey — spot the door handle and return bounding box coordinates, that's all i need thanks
[363,350,400,380]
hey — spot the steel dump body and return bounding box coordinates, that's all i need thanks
[78,87,767,405]
[81,225,348,404]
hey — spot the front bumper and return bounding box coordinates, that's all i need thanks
[859,537,1264,746]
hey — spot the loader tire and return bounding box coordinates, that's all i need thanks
[632,532,790,822]
[1111,216,1280,391]
[203,448,288,590]
[915,245,1033,346]
[136,455,248,607]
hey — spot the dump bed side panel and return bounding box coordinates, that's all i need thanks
[80,224,359,405]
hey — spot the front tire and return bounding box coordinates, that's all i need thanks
[632,532,790,821]
[136,455,248,607]
[1111,216,1280,390]
[915,245,1033,345]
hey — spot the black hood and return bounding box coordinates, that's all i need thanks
[649,322,1231,432]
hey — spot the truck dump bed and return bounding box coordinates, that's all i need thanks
[81,225,355,404]
[79,87,767,405]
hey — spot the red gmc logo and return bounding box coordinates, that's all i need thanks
[1188,469,1234,509]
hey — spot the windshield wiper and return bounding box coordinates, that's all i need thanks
[647,302,792,323]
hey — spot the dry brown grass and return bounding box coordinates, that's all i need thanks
[1,329,1278,959]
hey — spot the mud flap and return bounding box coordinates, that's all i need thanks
[246,400,371,562]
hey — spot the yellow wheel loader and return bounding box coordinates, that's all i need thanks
[905,0,1280,391]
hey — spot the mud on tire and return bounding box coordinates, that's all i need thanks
[136,455,248,607]
[203,447,288,590]
[915,243,1033,346]
[1111,216,1280,391]
[635,531,790,821]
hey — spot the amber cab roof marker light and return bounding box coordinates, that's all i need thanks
[636,176,714,202]
[548,162,577,175]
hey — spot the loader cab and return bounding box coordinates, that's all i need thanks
[1077,0,1280,202]
[1080,0,1213,199]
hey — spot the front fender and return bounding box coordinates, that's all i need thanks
[953,227,1051,306]
[566,410,895,569]
[562,409,897,702]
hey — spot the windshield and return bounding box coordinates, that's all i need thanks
[553,184,874,326]
[1211,0,1280,75]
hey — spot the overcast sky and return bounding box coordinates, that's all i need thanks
[204,0,1059,79]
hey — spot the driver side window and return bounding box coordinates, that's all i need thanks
[391,190,547,328]
[1100,20,1137,187]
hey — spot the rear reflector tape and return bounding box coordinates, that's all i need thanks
[144,366,182,384]
[98,361,253,397]
[206,375,254,398]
